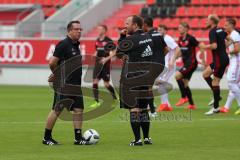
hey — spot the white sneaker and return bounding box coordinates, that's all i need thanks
[129,139,143,146]
[205,108,220,115]
[208,97,222,106]
[149,112,158,118]
[208,99,214,106]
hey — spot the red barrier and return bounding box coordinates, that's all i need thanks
[0,39,212,67]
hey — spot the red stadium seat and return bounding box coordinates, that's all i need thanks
[201,0,210,5]
[209,0,220,5]
[168,30,179,38]
[219,0,230,5]
[194,30,203,38]
[205,6,214,16]
[109,30,119,38]
[202,30,208,38]
[62,0,70,5]
[191,0,201,5]
[41,0,53,6]
[14,0,29,3]
[153,18,161,27]
[234,7,240,16]
[212,6,224,16]
[190,18,200,29]
[43,7,56,17]
[199,18,207,28]
[225,7,235,17]
[188,29,194,36]
[147,0,155,5]
[195,6,206,16]
[219,18,226,28]
[187,7,196,17]
[117,19,124,28]
[236,21,240,29]
[180,18,190,23]
[131,6,140,15]
[162,18,171,27]
[167,30,174,37]
[168,18,180,29]
[176,6,186,17]
[229,0,240,5]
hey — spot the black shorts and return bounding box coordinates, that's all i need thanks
[179,63,197,80]
[93,63,110,81]
[119,85,149,109]
[52,92,84,111]
[210,61,228,79]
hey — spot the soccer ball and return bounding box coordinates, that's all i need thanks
[83,129,100,144]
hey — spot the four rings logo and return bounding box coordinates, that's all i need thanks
[0,42,33,63]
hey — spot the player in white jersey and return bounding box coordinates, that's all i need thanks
[220,18,240,115]
[156,24,181,112]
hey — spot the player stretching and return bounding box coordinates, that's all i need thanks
[156,24,181,112]
[199,14,229,115]
[220,18,240,115]
[171,22,199,110]
[90,25,117,108]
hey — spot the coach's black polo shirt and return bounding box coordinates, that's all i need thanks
[148,29,167,65]
[53,36,82,85]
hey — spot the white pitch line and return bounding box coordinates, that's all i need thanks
[199,118,240,121]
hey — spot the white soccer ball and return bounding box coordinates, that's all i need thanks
[83,129,100,144]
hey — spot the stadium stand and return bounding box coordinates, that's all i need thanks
[85,0,240,39]
[0,0,239,38]
[0,0,71,38]
[84,3,144,38]
[0,0,70,20]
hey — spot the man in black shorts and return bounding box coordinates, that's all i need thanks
[117,15,164,146]
[170,22,199,110]
[42,21,89,145]
[90,25,117,108]
[199,14,229,115]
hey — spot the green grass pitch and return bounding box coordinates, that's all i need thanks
[0,85,239,160]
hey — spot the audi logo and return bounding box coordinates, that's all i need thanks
[0,42,33,63]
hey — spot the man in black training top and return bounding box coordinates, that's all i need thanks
[42,21,89,145]
[117,15,164,146]
[199,14,229,115]
[143,17,168,118]
[90,24,117,108]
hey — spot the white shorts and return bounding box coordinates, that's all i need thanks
[227,56,240,82]
[158,65,176,82]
